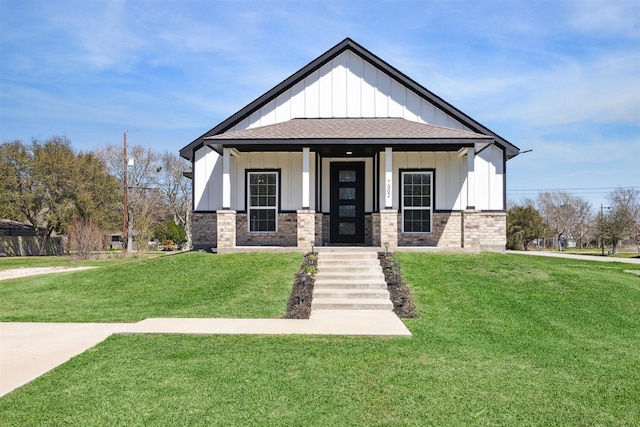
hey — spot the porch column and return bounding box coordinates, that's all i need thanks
[302,147,310,209]
[385,147,393,208]
[467,147,476,209]
[380,147,398,248]
[222,147,231,209]
[297,147,315,249]
[217,210,236,249]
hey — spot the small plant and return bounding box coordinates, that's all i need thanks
[161,240,176,251]
[302,265,317,276]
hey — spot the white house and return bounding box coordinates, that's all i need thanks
[179,38,519,251]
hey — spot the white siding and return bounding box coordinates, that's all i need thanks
[382,151,468,211]
[476,145,504,210]
[233,152,315,212]
[194,146,222,211]
[228,50,472,132]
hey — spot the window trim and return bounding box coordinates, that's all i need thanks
[246,169,280,233]
[400,169,435,234]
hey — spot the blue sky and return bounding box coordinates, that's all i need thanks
[1,0,638,208]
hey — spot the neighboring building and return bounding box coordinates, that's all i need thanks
[0,220,63,256]
[180,38,519,251]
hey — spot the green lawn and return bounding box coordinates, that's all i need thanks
[0,252,302,321]
[1,253,639,425]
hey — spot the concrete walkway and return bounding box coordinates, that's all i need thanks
[508,250,640,264]
[1,310,411,397]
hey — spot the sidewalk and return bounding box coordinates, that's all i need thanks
[508,250,640,264]
[0,310,411,397]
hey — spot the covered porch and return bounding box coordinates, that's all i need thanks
[197,118,506,252]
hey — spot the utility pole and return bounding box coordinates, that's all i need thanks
[123,131,128,254]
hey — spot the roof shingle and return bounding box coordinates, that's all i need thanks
[205,118,492,141]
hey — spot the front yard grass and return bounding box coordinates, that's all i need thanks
[0,251,302,321]
[1,253,639,425]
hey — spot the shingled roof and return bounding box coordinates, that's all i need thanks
[206,118,492,143]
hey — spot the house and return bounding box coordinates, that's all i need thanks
[179,38,519,252]
[0,220,63,256]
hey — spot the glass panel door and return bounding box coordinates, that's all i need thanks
[330,162,365,244]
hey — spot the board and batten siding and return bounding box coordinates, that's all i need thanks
[234,152,314,212]
[380,148,504,212]
[194,146,222,211]
[194,149,315,212]
[228,50,471,133]
[476,144,505,210]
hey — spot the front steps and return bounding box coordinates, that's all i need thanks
[311,250,393,311]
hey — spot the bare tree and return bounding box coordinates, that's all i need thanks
[537,191,591,251]
[599,187,640,253]
[569,197,592,249]
[157,152,192,249]
[97,144,161,253]
[68,217,108,259]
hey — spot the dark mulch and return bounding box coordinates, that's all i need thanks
[378,252,418,318]
[285,253,317,319]
[285,251,417,319]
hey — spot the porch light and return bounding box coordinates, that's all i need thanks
[384,241,389,257]
[346,151,352,155]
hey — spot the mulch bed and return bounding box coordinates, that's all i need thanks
[285,251,417,319]
[285,253,317,319]
[378,252,418,318]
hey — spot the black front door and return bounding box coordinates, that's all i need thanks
[330,162,365,244]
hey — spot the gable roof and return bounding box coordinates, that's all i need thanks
[180,38,519,160]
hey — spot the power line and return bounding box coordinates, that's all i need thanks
[508,186,639,192]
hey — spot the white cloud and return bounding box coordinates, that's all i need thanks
[568,0,640,38]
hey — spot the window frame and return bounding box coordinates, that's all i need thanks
[400,169,434,234]
[246,169,280,233]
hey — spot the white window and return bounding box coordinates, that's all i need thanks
[401,171,433,233]
[248,172,278,232]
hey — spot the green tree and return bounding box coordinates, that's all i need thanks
[153,221,187,244]
[507,204,544,250]
[0,137,120,253]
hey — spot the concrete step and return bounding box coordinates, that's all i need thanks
[317,253,379,261]
[313,279,388,290]
[311,250,392,312]
[311,298,393,311]
[314,276,386,286]
[317,258,381,267]
[317,266,383,275]
[313,288,390,300]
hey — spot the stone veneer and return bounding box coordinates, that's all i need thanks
[296,210,315,249]
[192,212,217,250]
[216,210,236,248]
[373,210,398,249]
[397,211,462,247]
[395,210,505,252]
[193,209,505,251]
[235,213,297,246]
[462,210,506,252]
[315,213,324,246]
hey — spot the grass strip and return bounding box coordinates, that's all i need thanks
[0,253,638,425]
[0,251,302,321]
